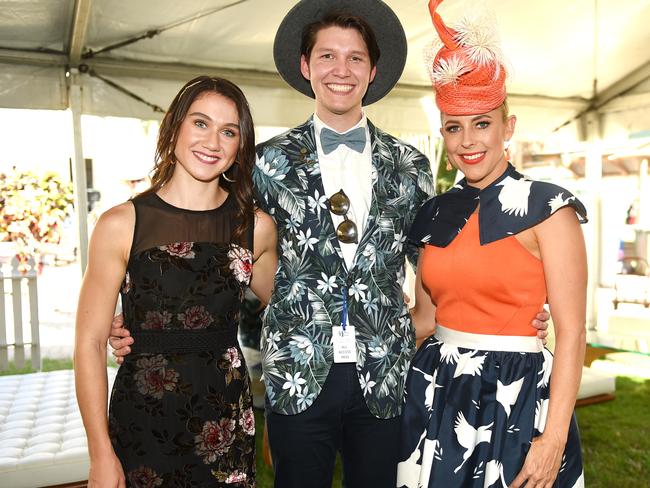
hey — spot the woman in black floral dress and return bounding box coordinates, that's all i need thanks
[75,76,277,487]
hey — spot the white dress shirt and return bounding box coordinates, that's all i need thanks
[313,113,373,270]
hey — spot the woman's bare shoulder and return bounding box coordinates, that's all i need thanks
[90,202,136,256]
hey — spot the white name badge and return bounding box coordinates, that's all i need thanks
[332,326,357,363]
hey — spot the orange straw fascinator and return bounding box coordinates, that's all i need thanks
[426,0,507,115]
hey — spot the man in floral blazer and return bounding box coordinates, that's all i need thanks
[255,1,434,486]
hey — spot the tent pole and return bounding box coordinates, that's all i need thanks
[69,71,89,275]
[637,159,650,261]
[581,110,603,331]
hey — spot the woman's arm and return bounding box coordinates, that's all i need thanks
[74,203,134,487]
[511,206,587,488]
[249,208,277,305]
[410,252,437,348]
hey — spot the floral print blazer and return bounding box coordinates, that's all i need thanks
[254,117,434,419]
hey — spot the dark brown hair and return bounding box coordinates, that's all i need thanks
[146,76,255,246]
[300,11,380,68]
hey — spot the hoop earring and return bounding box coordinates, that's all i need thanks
[222,163,237,183]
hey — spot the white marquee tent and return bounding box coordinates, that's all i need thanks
[2,0,650,138]
[2,0,650,325]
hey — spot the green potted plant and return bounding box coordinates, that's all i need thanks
[0,168,74,273]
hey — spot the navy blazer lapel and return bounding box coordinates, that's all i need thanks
[285,118,318,172]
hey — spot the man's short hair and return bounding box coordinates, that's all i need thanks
[300,11,380,68]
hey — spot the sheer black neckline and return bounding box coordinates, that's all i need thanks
[128,191,250,257]
[152,191,232,214]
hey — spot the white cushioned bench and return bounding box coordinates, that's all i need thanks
[0,368,117,488]
[0,365,614,487]
[576,366,616,406]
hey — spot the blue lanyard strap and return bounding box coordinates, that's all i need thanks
[341,286,348,330]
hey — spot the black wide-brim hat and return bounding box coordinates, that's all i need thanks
[273,0,407,106]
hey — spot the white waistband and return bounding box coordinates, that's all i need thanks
[434,324,544,353]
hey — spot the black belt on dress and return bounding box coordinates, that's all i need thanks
[129,328,239,354]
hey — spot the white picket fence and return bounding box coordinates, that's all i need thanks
[0,256,40,370]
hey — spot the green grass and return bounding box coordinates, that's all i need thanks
[253,410,275,488]
[0,357,74,375]
[3,360,647,486]
[576,376,650,487]
[0,356,117,376]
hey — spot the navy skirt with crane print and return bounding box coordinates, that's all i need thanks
[397,326,584,488]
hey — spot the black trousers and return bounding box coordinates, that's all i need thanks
[266,363,401,488]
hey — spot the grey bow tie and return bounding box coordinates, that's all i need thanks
[320,127,366,155]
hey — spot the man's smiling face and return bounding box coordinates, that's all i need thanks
[300,26,376,131]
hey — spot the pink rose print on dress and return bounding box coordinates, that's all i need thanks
[178,305,214,329]
[134,355,179,399]
[127,465,163,488]
[141,310,172,330]
[225,470,248,484]
[228,245,253,285]
[239,407,255,436]
[195,418,236,463]
[223,347,242,368]
[160,242,195,258]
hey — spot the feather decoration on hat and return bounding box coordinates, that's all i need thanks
[454,11,503,67]
[424,2,504,85]
[423,37,444,82]
[431,54,471,85]
[425,0,509,114]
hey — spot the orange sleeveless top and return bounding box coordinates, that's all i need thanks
[421,212,546,336]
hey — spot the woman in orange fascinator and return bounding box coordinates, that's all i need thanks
[397,1,587,487]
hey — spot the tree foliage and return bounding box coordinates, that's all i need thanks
[435,144,459,195]
[0,168,74,262]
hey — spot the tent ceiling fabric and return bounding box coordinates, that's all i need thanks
[0,63,67,110]
[0,0,73,52]
[1,0,650,139]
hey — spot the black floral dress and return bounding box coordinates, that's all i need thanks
[109,192,255,487]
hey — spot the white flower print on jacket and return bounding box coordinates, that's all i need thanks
[254,117,434,418]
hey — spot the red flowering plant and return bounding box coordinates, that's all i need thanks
[0,168,74,272]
